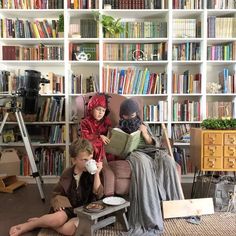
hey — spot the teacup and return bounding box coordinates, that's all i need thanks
[85,159,97,175]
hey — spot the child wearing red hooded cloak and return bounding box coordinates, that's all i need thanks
[79,93,111,162]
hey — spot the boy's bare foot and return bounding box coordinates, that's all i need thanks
[9,224,24,236]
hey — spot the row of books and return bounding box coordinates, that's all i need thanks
[0,0,64,9]
[38,97,65,122]
[71,74,99,94]
[172,42,201,61]
[20,148,65,176]
[172,100,201,121]
[0,70,64,94]
[173,147,193,175]
[218,68,236,94]
[206,101,235,119]
[103,43,167,61]
[1,0,235,10]
[69,19,98,38]
[41,72,65,94]
[172,71,202,94]
[173,0,203,9]
[143,102,168,122]
[173,19,201,38]
[207,0,236,9]
[102,66,167,95]
[207,42,236,61]
[2,44,64,60]
[110,21,167,39]
[207,17,236,38]
[171,123,192,141]
[0,18,59,38]
[48,125,65,143]
[149,124,162,137]
[35,148,65,176]
[104,0,167,9]
[68,0,98,9]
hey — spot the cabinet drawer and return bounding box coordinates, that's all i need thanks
[203,157,222,169]
[223,157,236,169]
[204,145,222,157]
[224,133,236,145]
[224,146,236,157]
[204,133,222,145]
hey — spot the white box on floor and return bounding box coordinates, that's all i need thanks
[0,149,20,176]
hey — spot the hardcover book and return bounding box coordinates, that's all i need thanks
[105,128,141,158]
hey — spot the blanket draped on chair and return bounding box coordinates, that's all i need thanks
[121,148,183,236]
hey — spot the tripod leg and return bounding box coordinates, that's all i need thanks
[15,110,45,201]
[0,112,9,135]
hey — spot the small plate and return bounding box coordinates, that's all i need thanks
[83,202,105,213]
[102,197,126,206]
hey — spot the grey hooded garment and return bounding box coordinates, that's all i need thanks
[120,125,184,236]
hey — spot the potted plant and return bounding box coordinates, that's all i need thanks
[58,14,64,38]
[201,118,236,130]
[93,12,125,38]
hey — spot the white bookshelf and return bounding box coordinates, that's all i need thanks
[1,0,236,183]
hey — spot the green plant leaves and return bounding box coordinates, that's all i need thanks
[58,14,64,32]
[92,12,125,36]
[201,118,236,130]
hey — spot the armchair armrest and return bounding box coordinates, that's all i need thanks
[102,163,115,196]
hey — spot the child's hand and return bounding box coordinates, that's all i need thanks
[100,135,110,144]
[96,161,103,173]
[139,124,148,134]
[55,207,65,212]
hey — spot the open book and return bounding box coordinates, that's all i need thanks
[105,128,141,158]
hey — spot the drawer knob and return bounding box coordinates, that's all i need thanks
[228,158,235,168]
[208,158,215,168]
[228,147,235,156]
[208,147,215,155]
[229,137,236,144]
[209,137,216,144]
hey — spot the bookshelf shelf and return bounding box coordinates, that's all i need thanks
[1,0,236,182]
[102,9,168,18]
[68,38,99,43]
[0,61,65,66]
[0,38,64,44]
[103,38,168,43]
[103,61,168,65]
[0,9,64,18]
[0,143,66,147]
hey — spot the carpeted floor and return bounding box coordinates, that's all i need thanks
[38,212,236,236]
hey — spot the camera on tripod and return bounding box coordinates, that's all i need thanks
[2,70,49,114]
[15,70,49,114]
[0,69,49,200]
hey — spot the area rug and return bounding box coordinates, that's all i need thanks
[38,212,236,236]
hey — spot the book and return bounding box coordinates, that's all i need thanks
[105,128,141,158]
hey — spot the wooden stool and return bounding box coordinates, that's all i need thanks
[74,200,130,236]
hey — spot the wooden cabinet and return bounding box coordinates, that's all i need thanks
[190,128,236,171]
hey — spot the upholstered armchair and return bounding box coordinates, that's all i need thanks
[75,92,179,197]
[75,93,142,196]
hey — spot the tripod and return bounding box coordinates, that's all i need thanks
[0,97,45,201]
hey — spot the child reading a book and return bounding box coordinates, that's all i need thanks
[9,138,103,236]
[118,99,184,236]
[79,93,112,162]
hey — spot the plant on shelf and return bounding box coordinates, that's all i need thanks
[201,118,236,130]
[92,12,125,37]
[58,14,64,38]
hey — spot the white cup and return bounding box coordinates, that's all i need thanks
[85,159,97,175]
